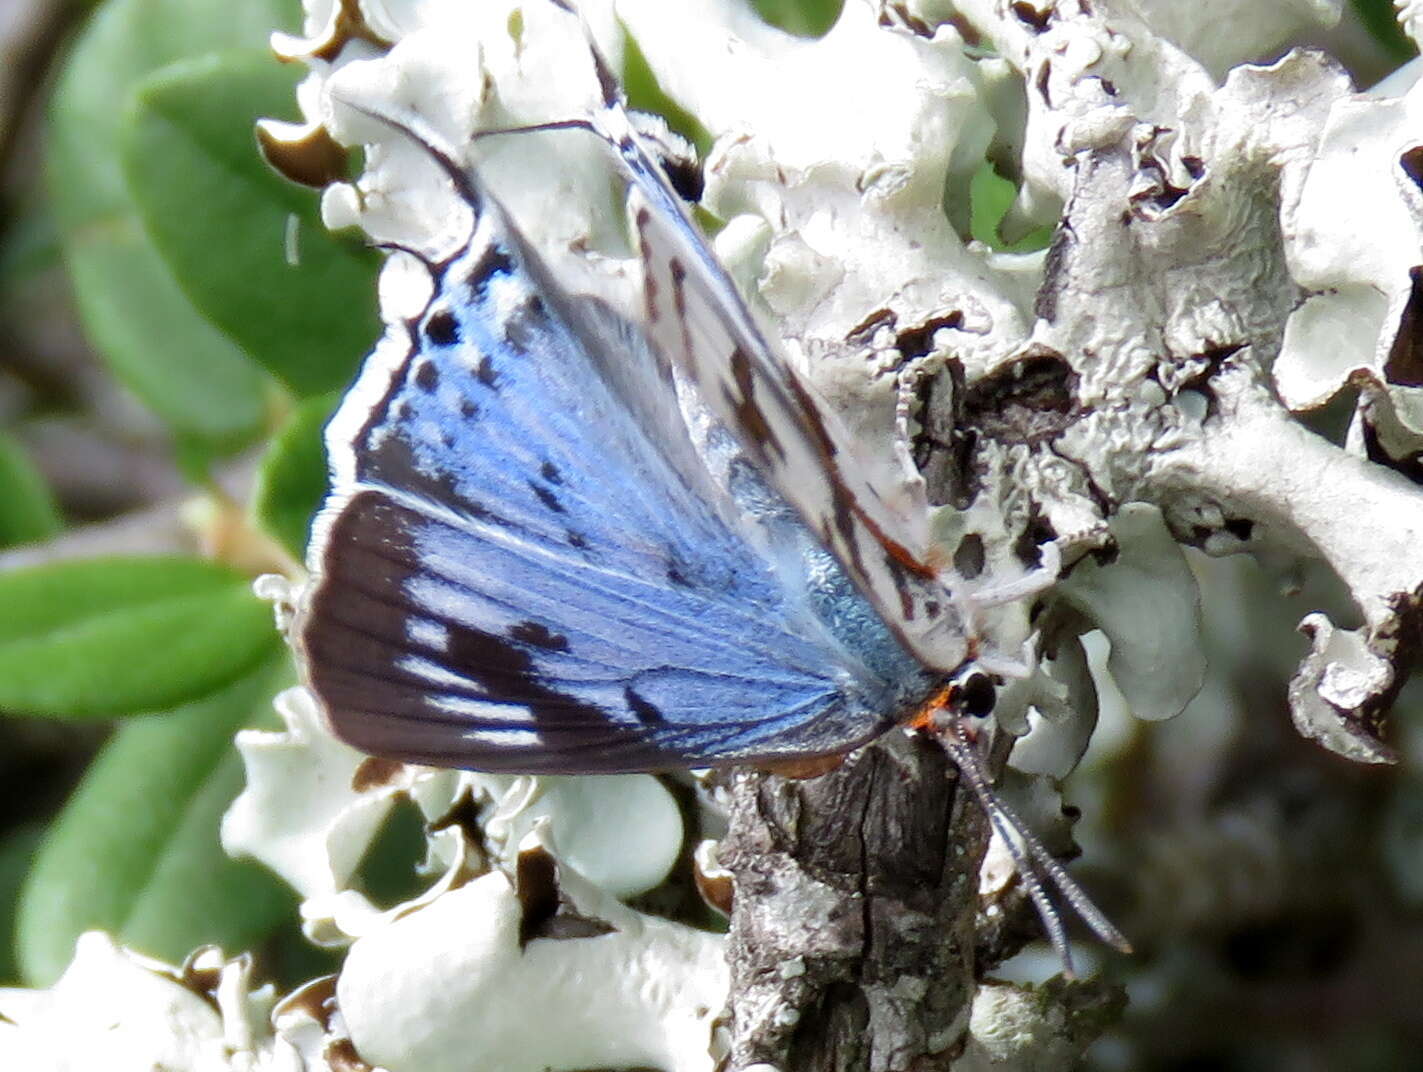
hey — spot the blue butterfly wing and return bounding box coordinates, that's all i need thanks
[298,197,907,773]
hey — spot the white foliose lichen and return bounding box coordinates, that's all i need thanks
[334,833,728,1072]
[0,935,298,1071]
[221,686,684,943]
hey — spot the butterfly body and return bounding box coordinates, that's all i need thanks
[298,175,945,774]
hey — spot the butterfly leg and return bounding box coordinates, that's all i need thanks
[940,540,1061,678]
[954,539,1063,616]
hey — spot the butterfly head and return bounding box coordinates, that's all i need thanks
[950,666,998,721]
[907,664,998,740]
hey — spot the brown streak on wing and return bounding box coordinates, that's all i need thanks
[727,345,786,461]
[668,258,702,387]
[874,527,938,580]
[783,373,936,580]
[637,209,659,323]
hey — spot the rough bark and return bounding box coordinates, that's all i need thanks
[719,732,986,1071]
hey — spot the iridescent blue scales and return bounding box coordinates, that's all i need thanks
[296,150,947,773]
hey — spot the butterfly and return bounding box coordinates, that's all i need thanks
[293,1,1127,973]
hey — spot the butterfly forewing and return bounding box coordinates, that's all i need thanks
[299,190,914,773]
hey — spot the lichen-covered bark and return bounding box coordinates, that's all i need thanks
[720,733,983,1071]
[948,3,1423,765]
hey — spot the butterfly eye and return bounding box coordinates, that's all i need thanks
[952,669,997,718]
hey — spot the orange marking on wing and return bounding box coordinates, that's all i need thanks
[862,512,938,580]
[884,533,938,578]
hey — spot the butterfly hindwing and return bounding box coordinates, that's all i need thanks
[299,196,900,772]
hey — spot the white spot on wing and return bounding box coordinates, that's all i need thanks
[460,726,542,747]
[407,619,449,651]
[431,694,537,725]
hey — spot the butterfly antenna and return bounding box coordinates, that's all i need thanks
[331,97,486,234]
[940,718,1132,977]
[942,726,1077,976]
[544,0,624,113]
[533,1,703,216]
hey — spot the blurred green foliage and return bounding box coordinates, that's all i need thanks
[46,0,295,457]
[0,435,63,548]
[14,650,294,984]
[1353,0,1419,62]
[1,0,341,986]
[0,557,276,719]
[253,390,341,560]
[122,51,380,398]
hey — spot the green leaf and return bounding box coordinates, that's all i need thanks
[0,823,45,984]
[0,556,276,718]
[15,650,295,985]
[622,28,711,157]
[750,0,843,37]
[253,390,338,559]
[1352,0,1418,63]
[970,162,1053,253]
[0,435,63,549]
[47,0,297,449]
[123,51,379,398]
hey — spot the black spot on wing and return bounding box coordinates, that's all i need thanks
[443,620,600,720]
[459,399,480,420]
[414,360,440,392]
[636,209,660,322]
[476,355,498,388]
[670,258,687,319]
[510,621,570,652]
[567,530,588,550]
[530,483,565,514]
[356,433,506,525]
[540,461,562,485]
[832,484,864,575]
[466,500,506,525]
[503,294,549,353]
[359,433,458,507]
[624,686,666,725]
[424,311,459,347]
[467,241,516,294]
[887,557,915,620]
[432,617,678,768]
